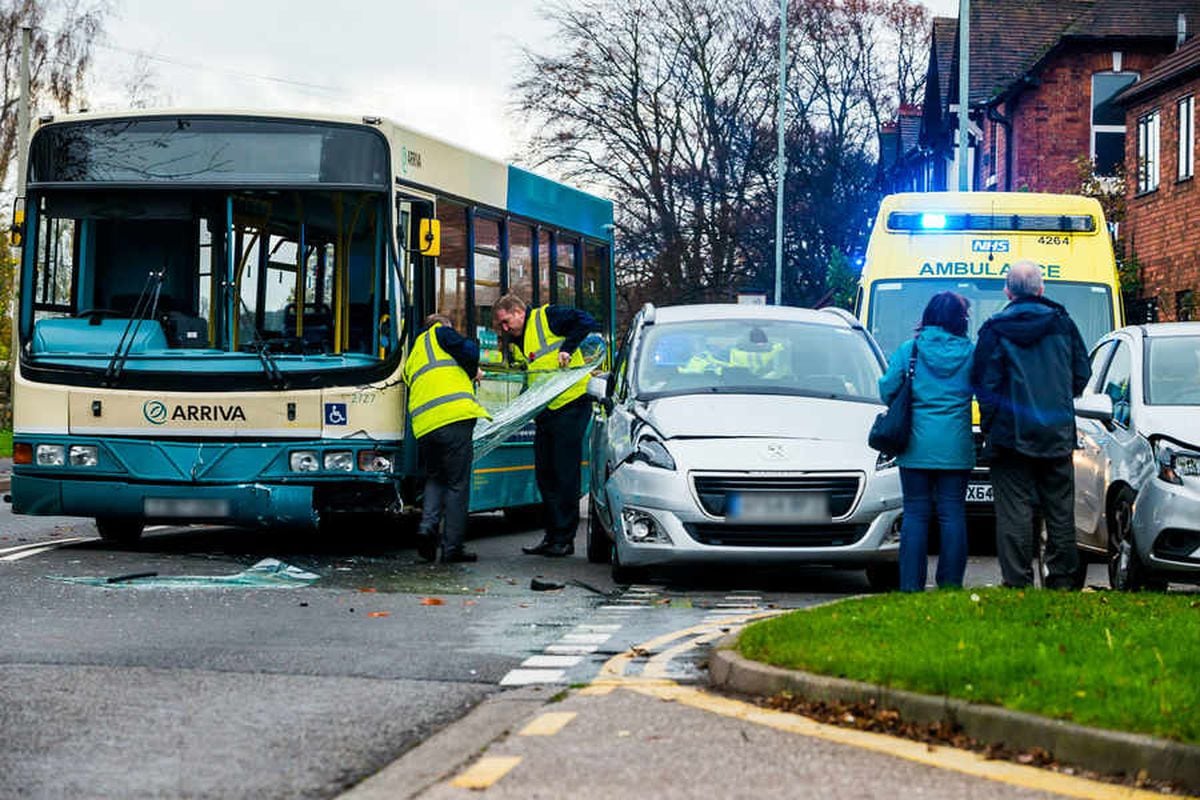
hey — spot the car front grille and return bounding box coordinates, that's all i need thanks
[683,523,870,548]
[692,473,861,519]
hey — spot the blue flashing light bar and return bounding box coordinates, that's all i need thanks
[888,211,1096,233]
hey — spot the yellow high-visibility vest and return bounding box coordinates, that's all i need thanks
[402,324,489,439]
[512,305,588,410]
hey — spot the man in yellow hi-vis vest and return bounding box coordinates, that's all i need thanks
[402,313,490,563]
[493,293,600,557]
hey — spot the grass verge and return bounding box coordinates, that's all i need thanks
[738,588,1200,744]
[0,429,11,459]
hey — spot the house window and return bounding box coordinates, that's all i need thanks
[1178,95,1194,180]
[1136,109,1160,193]
[1092,72,1138,176]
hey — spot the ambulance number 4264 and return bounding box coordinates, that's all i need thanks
[1037,235,1071,245]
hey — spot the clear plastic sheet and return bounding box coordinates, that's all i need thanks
[472,334,605,460]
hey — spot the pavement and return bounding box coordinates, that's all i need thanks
[338,610,1200,800]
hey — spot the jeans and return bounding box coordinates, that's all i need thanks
[898,467,969,592]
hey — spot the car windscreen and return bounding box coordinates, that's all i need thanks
[1145,336,1200,406]
[634,318,883,402]
[868,279,1114,357]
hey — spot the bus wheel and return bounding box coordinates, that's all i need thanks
[95,517,145,545]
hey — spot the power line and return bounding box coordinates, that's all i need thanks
[37,23,348,96]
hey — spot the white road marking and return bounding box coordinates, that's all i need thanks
[545,644,598,655]
[598,604,651,611]
[573,624,621,632]
[562,633,612,644]
[522,654,583,668]
[0,545,62,562]
[0,536,96,556]
[499,668,566,686]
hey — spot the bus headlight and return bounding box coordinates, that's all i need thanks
[357,450,393,472]
[68,445,99,467]
[36,444,65,466]
[290,451,320,472]
[324,451,354,472]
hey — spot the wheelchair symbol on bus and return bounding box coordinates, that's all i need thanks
[324,403,348,426]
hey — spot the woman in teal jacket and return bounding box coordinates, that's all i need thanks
[878,291,975,592]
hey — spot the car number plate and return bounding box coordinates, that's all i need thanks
[966,483,993,503]
[727,492,830,522]
[144,498,231,518]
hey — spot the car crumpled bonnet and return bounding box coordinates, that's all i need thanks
[638,393,880,442]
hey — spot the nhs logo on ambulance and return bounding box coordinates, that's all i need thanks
[972,239,1010,253]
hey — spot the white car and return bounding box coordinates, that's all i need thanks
[1073,322,1200,590]
[585,303,902,588]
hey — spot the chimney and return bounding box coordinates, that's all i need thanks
[1178,13,1187,49]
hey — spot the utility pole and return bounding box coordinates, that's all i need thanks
[775,0,787,304]
[957,0,971,191]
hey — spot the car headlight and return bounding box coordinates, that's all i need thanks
[357,450,393,472]
[324,451,355,472]
[68,445,99,467]
[35,444,65,466]
[620,508,672,544]
[875,452,897,471]
[631,437,676,470]
[1155,439,1200,485]
[290,451,320,472]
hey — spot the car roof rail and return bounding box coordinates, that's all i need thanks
[641,302,656,325]
[819,306,862,329]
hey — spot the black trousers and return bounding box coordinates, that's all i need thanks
[416,419,476,553]
[533,397,592,545]
[990,446,1079,588]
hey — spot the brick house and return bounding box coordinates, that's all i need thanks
[1118,37,1200,321]
[893,1,1200,194]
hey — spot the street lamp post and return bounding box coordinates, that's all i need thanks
[775,0,787,304]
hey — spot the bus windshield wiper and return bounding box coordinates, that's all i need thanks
[103,270,164,387]
[238,298,287,389]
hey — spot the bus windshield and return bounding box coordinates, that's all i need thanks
[867,278,1115,357]
[22,186,398,388]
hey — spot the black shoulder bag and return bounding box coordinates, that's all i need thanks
[868,341,918,457]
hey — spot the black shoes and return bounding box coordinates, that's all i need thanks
[521,540,575,557]
[416,533,438,563]
[442,549,478,563]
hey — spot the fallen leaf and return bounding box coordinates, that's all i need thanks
[463,599,478,606]
[420,597,444,606]
[367,611,390,618]
[358,587,377,593]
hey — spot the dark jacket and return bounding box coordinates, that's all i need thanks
[428,324,480,376]
[504,304,601,363]
[879,327,975,470]
[971,295,1090,458]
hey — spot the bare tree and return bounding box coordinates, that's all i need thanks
[515,0,928,312]
[0,0,110,191]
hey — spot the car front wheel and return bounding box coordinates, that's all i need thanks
[585,497,611,564]
[865,562,900,592]
[1107,488,1166,592]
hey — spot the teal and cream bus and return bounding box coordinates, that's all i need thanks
[8,110,614,541]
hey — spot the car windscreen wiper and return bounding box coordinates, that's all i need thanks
[103,270,164,387]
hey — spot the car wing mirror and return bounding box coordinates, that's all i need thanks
[587,373,613,413]
[1074,394,1113,427]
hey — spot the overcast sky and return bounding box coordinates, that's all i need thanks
[86,0,961,164]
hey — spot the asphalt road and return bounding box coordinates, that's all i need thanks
[0,502,1115,799]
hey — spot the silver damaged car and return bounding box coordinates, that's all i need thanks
[584,303,902,588]
[1073,322,1200,590]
